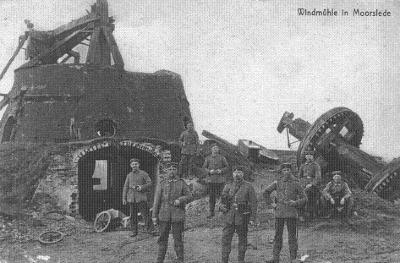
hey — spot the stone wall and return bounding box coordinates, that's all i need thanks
[32,151,78,215]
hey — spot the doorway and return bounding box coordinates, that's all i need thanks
[78,144,159,220]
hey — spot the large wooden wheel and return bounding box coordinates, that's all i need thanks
[365,158,400,202]
[297,107,364,168]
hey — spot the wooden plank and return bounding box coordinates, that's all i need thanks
[102,27,124,69]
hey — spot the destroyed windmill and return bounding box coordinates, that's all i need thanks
[0,0,193,220]
[277,107,400,202]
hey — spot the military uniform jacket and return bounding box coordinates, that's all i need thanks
[202,154,229,184]
[152,177,192,222]
[322,181,352,200]
[179,129,199,155]
[263,175,307,218]
[298,161,321,187]
[122,169,152,203]
[221,180,257,225]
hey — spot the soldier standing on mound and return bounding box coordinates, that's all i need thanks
[178,121,199,178]
[203,144,229,218]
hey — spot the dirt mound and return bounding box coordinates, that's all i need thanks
[0,142,66,216]
[354,189,400,216]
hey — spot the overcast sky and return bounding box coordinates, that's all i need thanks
[0,0,399,160]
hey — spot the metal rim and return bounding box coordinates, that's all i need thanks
[38,231,64,244]
[365,158,400,201]
[297,107,364,168]
[94,211,111,232]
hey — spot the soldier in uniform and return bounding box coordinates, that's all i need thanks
[122,158,154,237]
[220,167,257,263]
[203,144,229,218]
[321,171,355,218]
[298,149,322,219]
[263,163,307,263]
[152,162,192,263]
[179,122,199,178]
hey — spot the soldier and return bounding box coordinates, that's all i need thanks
[203,144,229,218]
[152,162,192,263]
[263,163,307,263]
[321,171,355,218]
[220,167,257,263]
[122,158,154,237]
[179,122,199,178]
[298,148,322,219]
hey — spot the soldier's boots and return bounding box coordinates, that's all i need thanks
[207,211,215,219]
[238,249,246,263]
[174,244,184,263]
[221,251,230,263]
[156,242,168,263]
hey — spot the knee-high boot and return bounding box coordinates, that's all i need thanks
[156,241,168,263]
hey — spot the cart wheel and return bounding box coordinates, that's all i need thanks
[94,211,111,232]
[38,231,64,244]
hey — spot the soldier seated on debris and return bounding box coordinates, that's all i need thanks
[122,158,155,237]
[321,171,355,218]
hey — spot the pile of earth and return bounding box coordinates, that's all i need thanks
[186,168,400,234]
[0,142,65,217]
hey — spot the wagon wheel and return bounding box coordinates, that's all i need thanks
[297,107,364,168]
[94,211,111,232]
[38,230,64,244]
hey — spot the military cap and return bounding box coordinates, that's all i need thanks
[280,163,292,170]
[233,166,244,172]
[211,143,219,148]
[304,150,315,155]
[129,158,140,164]
[304,146,315,155]
[165,162,178,169]
[332,170,342,180]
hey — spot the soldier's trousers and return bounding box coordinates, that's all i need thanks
[273,218,298,260]
[221,223,248,263]
[321,195,354,217]
[129,201,153,233]
[179,154,195,178]
[208,183,225,214]
[157,220,184,263]
[303,185,321,218]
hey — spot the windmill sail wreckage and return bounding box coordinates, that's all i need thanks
[277,107,400,202]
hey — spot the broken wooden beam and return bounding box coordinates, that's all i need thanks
[201,130,251,168]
